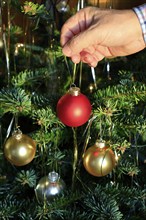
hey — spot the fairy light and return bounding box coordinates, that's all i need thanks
[14,43,24,56]
[89,84,94,93]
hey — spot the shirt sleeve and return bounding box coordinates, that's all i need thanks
[133,4,146,43]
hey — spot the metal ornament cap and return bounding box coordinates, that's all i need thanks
[48,171,60,183]
[68,86,80,96]
[12,128,23,140]
[94,140,107,148]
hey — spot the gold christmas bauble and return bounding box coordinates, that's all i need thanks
[83,141,116,177]
[35,171,66,202]
[4,130,36,166]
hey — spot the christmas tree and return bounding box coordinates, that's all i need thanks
[0,1,146,219]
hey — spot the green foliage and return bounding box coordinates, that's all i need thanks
[117,159,140,177]
[1,0,146,219]
[0,88,31,115]
[15,169,37,188]
[46,150,66,169]
[0,196,20,220]
[11,68,54,88]
[93,80,146,109]
[22,1,48,17]
[9,25,23,36]
[83,192,123,220]
[31,107,63,129]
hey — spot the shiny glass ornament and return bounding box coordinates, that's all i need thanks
[57,87,92,127]
[4,129,36,166]
[83,140,116,177]
[35,171,65,202]
[56,0,70,13]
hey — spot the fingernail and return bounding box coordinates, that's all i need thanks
[72,55,80,64]
[89,62,98,67]
[62,46,72,56]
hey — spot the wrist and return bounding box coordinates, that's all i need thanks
[133,4,146,44]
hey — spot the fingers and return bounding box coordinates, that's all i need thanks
[69,50,105,67]
[71,54,81,64]
[80,50,105,67]
[61,7,98,56]
[60,8,89,47]
[62,28,98,57]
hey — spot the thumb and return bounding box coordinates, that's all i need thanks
[62,29,97,57]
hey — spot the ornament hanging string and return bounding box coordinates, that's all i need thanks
[72,63,77,84]
[69,0,93,189]
[77,0,84,11]
[54,126,60,173]
[7,0,11,55]
[91,67,97,89]
[104,1,113,80]
[77,0,97,89]
[133,108,146,167]
[81,115,97,158]
[77,0,84,88]
[2,0,11,87]
[64,56,71,77]
[106,60,111,80]
[14,113,19,130]
[79,61,83,88]
[99,117,103,140]
[3,31,11,87]
[75,116,97,178]
[72,127,78,191]
[4,116,15,144]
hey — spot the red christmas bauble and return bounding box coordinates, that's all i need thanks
[57,87,92,127]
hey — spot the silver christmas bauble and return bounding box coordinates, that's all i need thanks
[56,0,70,13]
[35,171,65,202]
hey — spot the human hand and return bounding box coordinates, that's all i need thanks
[60,7,145,67]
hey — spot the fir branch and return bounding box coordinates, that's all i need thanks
[31,107,63,130]
[116,114,146,134]
[45,46,63,59]
[0,195,20,219]
[22,1,47,17]
[47,150,66,169]
[117,160,140,177]
[18,212,35,220]
[83,192,123,220]
[118,185,146,216]
[9,25,23,36]
[33,128,70,158]
[83,183,146,220]
[11,68,53,88]
[15,169,37,188]
[61,209,87,220]
[35,191,81,219]
[0,88,31,114]
[0,184,12,199]
[93,82,146,108]
[31,93,53,108]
